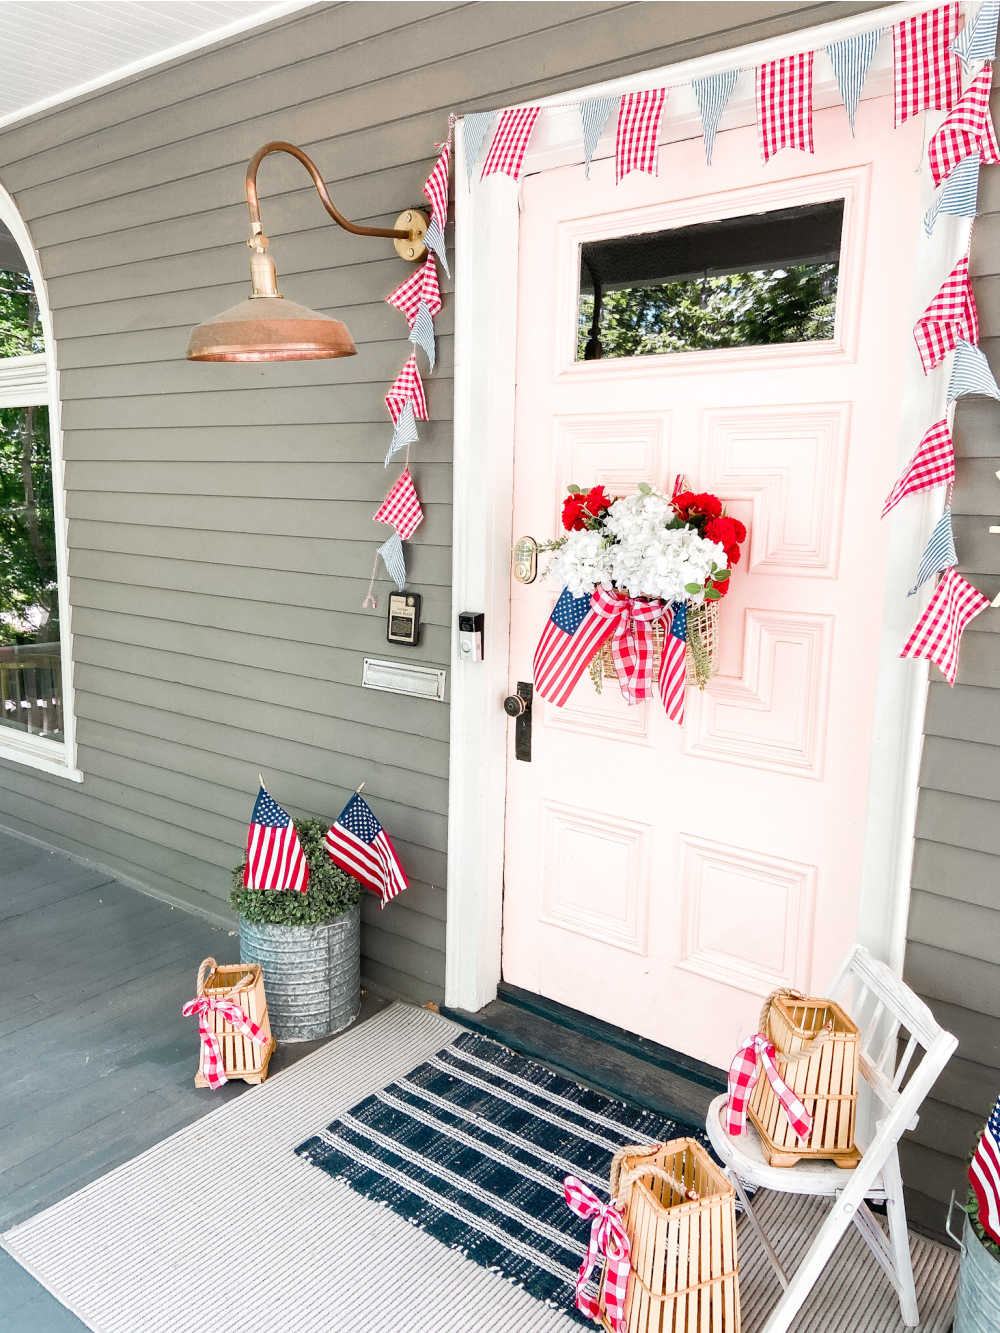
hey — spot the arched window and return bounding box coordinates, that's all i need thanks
[0,189,77,780]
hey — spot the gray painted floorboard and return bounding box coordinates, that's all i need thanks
[0,827,387,1329]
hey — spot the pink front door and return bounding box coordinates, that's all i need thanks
[502,98,923,1070]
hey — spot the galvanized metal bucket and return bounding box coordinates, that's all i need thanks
[239,904,361,1042]
[948,1193,1000,1331]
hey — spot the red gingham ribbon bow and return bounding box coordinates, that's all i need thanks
[591,587,669,704]
[725,1034,812,1141]
[563,1176,631,1333]
[181,995,268,1090]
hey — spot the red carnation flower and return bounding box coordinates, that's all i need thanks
[693,492,723,519]
[562,494,587,531]
[584,485,612,516]
[711,578,730,598]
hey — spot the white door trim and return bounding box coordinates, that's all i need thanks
[447,0,963,1016]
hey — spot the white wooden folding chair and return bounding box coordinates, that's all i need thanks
[705,945,957,1333]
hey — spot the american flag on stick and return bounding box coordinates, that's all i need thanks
[243,783,308,893]
[532,588,616,707]
[970,1094,1000,1247]
[325,790,408,908]
[658,602,688,725]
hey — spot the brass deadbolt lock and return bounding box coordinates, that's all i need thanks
[513,536,538,584]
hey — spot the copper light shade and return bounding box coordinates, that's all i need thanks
[187,141,428,363]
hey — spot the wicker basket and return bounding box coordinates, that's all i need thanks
[592,601,720,695]
[746,989,860,1168]
[193,956,276,1088]
[598,1139,740,1333]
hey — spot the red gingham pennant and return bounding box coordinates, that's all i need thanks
[928,62,1000,186]
[615,88,667,183]
[882,419,956,516]
[900,566,990,684]
[481,106,542,181]
[725,1034,813,1141]
[756,53,815,163]
[423,141,451,226]
[373,467,423,541]
[180,995,268,1090]
[913,255,979,374]
[893,4,961,128]
[563,1176,631,1333]
[385,353,428,424]
[386,256,442,328]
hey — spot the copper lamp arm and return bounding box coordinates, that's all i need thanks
[245,141,413,242]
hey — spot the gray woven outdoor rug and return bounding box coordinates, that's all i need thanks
[4,1003,957,1331]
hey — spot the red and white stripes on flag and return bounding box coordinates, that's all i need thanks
[658,602,688,726]
[386,256,442,327]
[243,784,309,893]
[882,419,956,516]
[385,353,428,424]
[892,4,961,128]
[373,467,423,541]
[900,566,990,685]
[913,255,979,374]
[324,791,408,908]
[481,106,542,181]
[928,62,1000,187]
[969,1095,1000,1247]
[533,588,616,707]
[756,53,815,163]
[615,88,667,183]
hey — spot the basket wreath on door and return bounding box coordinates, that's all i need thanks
[532,482,745,722]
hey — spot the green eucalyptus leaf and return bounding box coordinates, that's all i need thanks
[705,587,722,600]
[638,482,653,495]
[684,583,703,595]
[714,569,731,581]
[567,484,582,495]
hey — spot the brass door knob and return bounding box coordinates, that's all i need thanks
[503,694,526,717]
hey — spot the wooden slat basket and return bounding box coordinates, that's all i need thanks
[591,601,720,694]
[746,989,860,1168]
[193,956,276,1088]
[599,1139,740,1333]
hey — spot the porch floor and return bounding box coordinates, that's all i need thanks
[0,827,386,1329]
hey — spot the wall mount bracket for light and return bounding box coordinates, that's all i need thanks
[187,140,429,362]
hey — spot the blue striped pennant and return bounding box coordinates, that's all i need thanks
[692,69,740,165]
[948,339,1000,401]
[910,507,958,595]
[925,153,981,234]
[579,94,620,177]
[827,29,884,135]
[953,0,1000,69]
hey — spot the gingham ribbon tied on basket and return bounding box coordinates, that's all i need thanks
[590,586,669,705]
[180,995,268,1090]
[563,1176,631,1333]
[725,1034,812,1142]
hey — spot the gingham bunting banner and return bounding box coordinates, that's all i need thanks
[423,142,451,276]
[913,255,979,374]
[900,565,990,684]
[893,4,962,127]
[579,94,620,177]
[882,419,956,516]
[378,530,407,591]
[827,29,883,134]
[910,507,958,595]
[386,256,442,326]
[953,0,1000,69]
[692,68,739,164]
[463,111,497,186]
[563,1177,631,1333]
[385,353,428,425]
[615,88,667,183]
[928,62,1000,187]
[180,995,269,1091]
[385,397,419,467]
[924,152,981,233]
[373,467,423,541]
[726,1035,813,1141]
[482,106,542,181]
[948,337,1000,400]
[756,52,814,163]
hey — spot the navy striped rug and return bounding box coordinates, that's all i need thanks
[295,1029,706,1321]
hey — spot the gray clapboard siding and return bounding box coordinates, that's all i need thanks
[0,4,883,1009]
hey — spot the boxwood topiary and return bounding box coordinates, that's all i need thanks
[229,817,364,926]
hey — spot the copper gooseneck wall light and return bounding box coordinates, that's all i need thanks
[187,141,429,362]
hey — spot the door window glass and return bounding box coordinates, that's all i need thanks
[577,199,843,361]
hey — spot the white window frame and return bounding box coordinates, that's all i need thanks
[0,184,80,782]
[447,0,956,1014]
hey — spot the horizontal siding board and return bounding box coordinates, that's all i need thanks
[920,735,1000,802]
[67,550,451,624]
[925,1051,1000,1119]
[911,838,1000,910]
[903,994,1000,1072]
[906,1095,984,1162]
[897,1140,967,1210]
[61,423,455,463]
[915,789,1000,857]
[925,682,1000,743]
[904,942,1000,1019]
[907,889,1000,967]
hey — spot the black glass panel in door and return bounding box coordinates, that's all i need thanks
[577,199,844,361]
